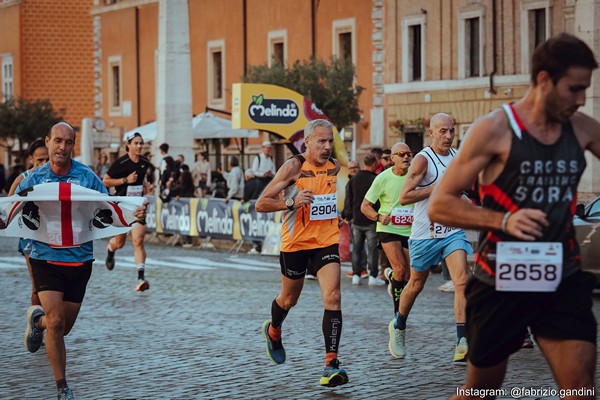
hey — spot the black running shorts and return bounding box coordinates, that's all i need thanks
[279,244,340,280]
[30,259,93,303]
[377,232,409,248]
[465,270,597,368]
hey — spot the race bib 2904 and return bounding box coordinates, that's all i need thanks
[310,194,337,221]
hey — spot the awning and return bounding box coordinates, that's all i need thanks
[122,112,259,142]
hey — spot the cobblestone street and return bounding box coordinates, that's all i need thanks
[0,237,598,399]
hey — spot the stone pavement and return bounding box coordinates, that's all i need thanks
[0,237,598,399]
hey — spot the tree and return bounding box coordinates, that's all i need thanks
[244,57,364,131]
[0,97,63,161]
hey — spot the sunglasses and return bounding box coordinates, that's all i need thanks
[393,151,413,158]
[381,156,391,161]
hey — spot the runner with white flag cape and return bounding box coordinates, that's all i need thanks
[0,182,144,247]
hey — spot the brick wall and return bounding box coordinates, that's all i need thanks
[21,0,94,128]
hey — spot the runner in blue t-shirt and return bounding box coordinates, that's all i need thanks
[15,122,147,400]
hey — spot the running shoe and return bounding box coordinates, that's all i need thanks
[385,267,394,298]
[438,280,455,292]
[319,358,349,387]
[388,318,406,359]
[352,275,361,285]
[262,320,286,364]
[368,276,386,286]
[345,270,368,278]
[454,337,468,362]
[57,387,76,400]
[522,333,534,349]
[105,249,115,271]
[305,274,317,280]
[135,279,150,292]
[24,305,45,353]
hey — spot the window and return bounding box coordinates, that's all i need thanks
[268,30,287,67]
[207,39,225,106]
[402,15,426,82]
[2,54,13,101]
[107,55,122,115]
[520,0,551,73]
[332,18,356,64]
[458,9,484,79]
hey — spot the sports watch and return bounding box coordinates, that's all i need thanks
[285,197,295,211]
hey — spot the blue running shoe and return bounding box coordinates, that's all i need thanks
[262,320,286,364]
[57,387,76,400]
[24,305,44,353]
[319,358,349,387]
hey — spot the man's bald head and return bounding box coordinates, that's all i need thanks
[429,113,453,129]
[49,122,76,139]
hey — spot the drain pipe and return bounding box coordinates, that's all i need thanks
[488,0,497,95]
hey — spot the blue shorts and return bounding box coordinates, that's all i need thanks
[18,238,32,256]
[408,231,473,272]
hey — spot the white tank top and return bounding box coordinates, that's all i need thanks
[410,147,463,240]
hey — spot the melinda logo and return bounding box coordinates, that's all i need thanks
[248,94,299,124]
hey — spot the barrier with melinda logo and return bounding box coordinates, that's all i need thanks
[145,196,281,240]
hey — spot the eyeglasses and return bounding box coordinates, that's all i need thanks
[348,166,359,169]
[393,151,413,158]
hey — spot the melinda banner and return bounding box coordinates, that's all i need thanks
[148,197,281,241]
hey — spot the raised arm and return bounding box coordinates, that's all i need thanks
[399,155,432,205]
[256,158,302,212]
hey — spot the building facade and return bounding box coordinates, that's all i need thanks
[0,0,95,163]
[384,0,600,199]
[91,0,376,167]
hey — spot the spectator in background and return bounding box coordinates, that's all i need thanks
[344,154,381,285]
[222,156,244,202]
[252,141,276,191]
[244,168,264,255]
[161,164,195,202]
[347,160,359,180]
[143,151,156,190]
[371,147,384,174]
[159,156,175,194]
[5,159,25,193]
[158,142,170,174]
[243,168,262,203]
[211,165,228,199]
[95,152,110,179]
[191,151,212,197]
[381,149,393,170]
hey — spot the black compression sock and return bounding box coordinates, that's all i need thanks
[271,299,289,329]
[323,309,342,354]
[56,379,68,390]
[390,279,407,313]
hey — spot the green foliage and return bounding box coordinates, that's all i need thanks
[244,57,364,130]
[0,97,62,159]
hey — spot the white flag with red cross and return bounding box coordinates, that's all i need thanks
[0,182,145,247]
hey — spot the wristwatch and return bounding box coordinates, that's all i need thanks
[285,197,295,211]
[122,177,128,184]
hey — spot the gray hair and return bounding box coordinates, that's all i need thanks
[304,119,334,139]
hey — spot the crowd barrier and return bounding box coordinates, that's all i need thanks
[145,196,282,241]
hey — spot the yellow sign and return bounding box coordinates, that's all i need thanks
[232,83,348,166]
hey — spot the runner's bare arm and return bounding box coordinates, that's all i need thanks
[429,113,547,240]
[256,158,305,213]
[399,155,432,205]
[103,172,137,188]
[8,174,25,196]
[360,199,379,222]
[572,112,600,158]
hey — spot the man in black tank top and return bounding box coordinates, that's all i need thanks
[103,132,153,292]
[429,33,598,399]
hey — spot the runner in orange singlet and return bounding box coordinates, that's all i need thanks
[256,119,348,388]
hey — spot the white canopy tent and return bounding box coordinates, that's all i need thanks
[122,112,258,142]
